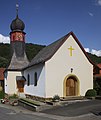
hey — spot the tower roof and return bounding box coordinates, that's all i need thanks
[10,16,25,31]
[8,51,29,71]
[10,4,25,32]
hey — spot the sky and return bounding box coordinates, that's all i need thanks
[0,0,101,56]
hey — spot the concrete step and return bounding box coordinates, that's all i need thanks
[62,96,84,101]
[19,93,26,98]
[18,98,53,112]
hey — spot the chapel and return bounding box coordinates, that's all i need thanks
[4,5,96,98]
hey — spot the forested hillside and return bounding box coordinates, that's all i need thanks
[0,43,100,68]
[0,43,45,67]
[87,52,101,64]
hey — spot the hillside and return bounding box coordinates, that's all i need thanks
[0,43,45,68]
[87,52,101,64]
[0,43,100,68]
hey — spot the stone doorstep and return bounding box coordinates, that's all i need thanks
[18,99,54,112]
[18,99,37,111]
[18,96,90,112]
[20,99,90,112]
[17,95,93,112]
[62,96,84,100]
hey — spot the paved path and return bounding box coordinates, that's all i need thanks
[41,99,101,117]
[0,99,101,120]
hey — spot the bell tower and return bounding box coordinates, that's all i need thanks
[8,4,29,70]
[10,4,25,41]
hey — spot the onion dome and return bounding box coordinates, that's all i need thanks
[10,15,25,31]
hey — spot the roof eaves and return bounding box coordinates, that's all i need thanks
[39,32,73,63]
[24,32,72,69]
[5,68,23,72]
[23,62,44,70]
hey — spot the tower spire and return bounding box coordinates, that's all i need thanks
[16,3,19,18]
[8,1,29,71]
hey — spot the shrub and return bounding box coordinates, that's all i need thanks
[0,91,4,99]
[9,94,18,99]
[85,89,97,97]
[93,81,101,95]
[52,95,60,101]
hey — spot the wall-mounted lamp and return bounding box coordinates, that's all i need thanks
[71,68,73,73]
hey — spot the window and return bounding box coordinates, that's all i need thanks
[27,74,30,86]
[34,72,37,86]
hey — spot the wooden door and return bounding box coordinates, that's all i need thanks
[17,81,24,93]
[66,78,77,96]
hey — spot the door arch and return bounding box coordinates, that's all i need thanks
[63,75,80,97]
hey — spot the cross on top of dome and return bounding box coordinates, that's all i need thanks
[10,4,25,32]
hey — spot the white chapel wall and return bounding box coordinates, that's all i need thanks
[45,35,93,98]
[5,71,22,95]
[24,64,46,97]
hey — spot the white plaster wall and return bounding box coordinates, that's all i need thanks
[45,35,93,98]
[5,71,22,95]
[24,64,46,97]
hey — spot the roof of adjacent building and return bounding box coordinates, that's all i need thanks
[94,64,101,78]
[25,31,95,69]
[97,64,101,69]
[0,68,5,80]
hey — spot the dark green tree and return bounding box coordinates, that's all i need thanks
[0,43,100,68]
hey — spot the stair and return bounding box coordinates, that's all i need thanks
[62,96,84,101]
[19,93,26,98]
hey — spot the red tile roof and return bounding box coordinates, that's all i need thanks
[94,64,101,78]
[0,68,5,80]
[97,64,101,69]
[94,74,101,77]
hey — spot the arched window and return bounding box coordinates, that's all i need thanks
[34,72,37,86]
[27,74,30,86]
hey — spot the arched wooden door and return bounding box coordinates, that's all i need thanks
[66,77,77,96]
[17,80,25,93]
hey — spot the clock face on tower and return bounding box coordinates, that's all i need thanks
[16,33,23,41]
[11,32,25,42]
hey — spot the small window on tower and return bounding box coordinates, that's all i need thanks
[34,72,37,86]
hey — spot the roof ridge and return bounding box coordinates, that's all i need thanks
[24,31,96,69]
